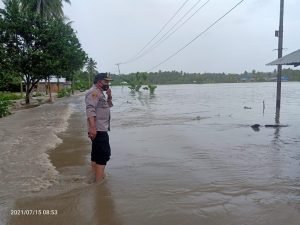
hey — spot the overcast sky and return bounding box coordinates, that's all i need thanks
[1,0,300,74]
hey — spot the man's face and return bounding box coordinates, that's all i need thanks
[101,80,109,86]
[100,80,110,91]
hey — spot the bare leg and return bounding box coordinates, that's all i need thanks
[95,164,106,183]
[91,161,96,173]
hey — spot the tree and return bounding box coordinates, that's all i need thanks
[73,70,89,91]
[0,71,20,91]
[0,0,87,103]
[43,19,87,94]
[20,0,71,19]
[86,58,97,87]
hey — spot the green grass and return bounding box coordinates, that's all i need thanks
[0,92,23,101]
[0,92,23,118]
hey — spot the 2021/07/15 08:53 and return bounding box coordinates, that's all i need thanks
[11,209,58,216]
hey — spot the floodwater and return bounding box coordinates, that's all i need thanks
[1,82,300,225]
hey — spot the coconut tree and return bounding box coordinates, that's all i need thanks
[86,58,97,87]
[20,0,71,19]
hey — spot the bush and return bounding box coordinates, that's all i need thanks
[0,92,23,118]
[74,81,88,91]
[57,88,72,98]
[148,85,157,94]
[0,92,23,101]
[0,96,11,118]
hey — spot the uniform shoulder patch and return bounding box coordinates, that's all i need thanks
[91,91,99,99]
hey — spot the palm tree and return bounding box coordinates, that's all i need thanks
[86,58,97,87]
[20,0,71,19]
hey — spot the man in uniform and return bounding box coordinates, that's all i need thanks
[85,73,113,182]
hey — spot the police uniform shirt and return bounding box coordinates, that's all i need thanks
[85,85,112,131]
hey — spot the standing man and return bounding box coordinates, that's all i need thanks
[85,73,113,182]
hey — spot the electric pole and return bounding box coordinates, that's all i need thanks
[275,0,284,123]
[115,63,121,75]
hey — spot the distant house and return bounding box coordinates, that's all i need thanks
[240,74,255,82]
[281,76,289,81]
[37,76,71,93]
[268,76,289,82]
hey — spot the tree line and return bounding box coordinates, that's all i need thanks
[110,69,300,86]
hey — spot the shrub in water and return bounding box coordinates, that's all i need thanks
[148,85,157,94]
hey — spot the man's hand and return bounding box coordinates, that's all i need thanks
[106,88,112,99]
[88,126,97,140]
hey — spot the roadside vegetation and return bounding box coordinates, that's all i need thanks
[0,0,97,117]
[0,92,22,117]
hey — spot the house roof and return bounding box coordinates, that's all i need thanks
[267,49,300,67]
[39,77,67,83]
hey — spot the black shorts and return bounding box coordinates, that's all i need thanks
[91,131,111,165]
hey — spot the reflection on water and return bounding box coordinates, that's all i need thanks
[275,108,280,124]
[129,91,156,108]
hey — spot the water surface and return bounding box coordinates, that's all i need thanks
[1,83,300,225]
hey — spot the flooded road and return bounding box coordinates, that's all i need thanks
[2,83,300,225]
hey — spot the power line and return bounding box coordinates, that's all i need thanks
[136,0,211,61]
[121,0,191,64]
[147,0,246,72]
[124,0,207,64]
